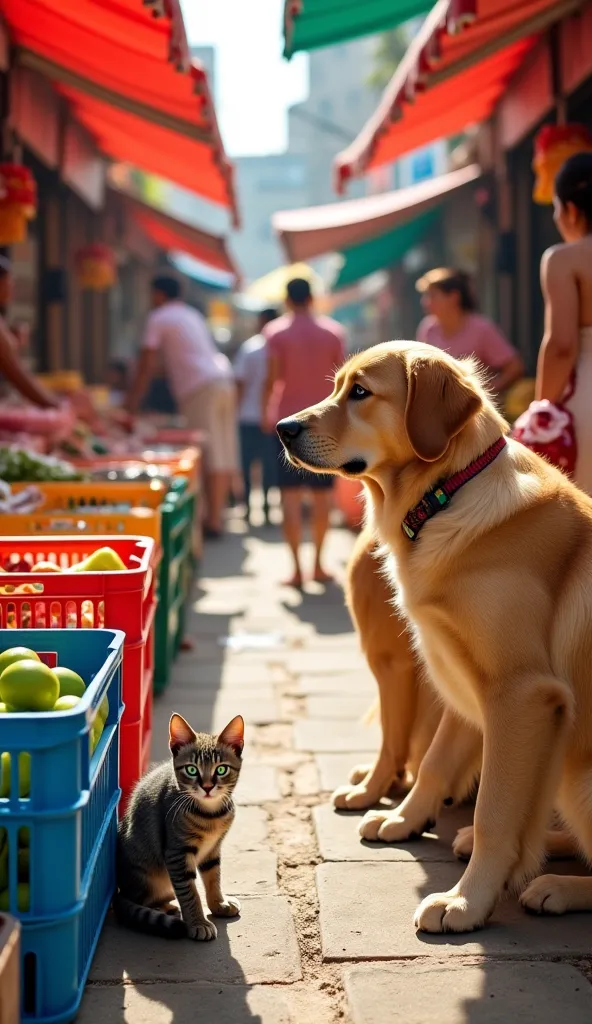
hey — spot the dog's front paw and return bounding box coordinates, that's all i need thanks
[520,875,569,915]
[332,783,378,811]
[348,763,372,786]
[211,896,241,918]
[414,890,486,933]
[452,825,474,861]
[188,919,218,941]
[359,808,435,842]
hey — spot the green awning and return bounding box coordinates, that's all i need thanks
[284,0,432,58]
[333,210,438,290]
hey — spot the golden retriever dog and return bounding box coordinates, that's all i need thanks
[336,525,443,811]
[277,340,592,933]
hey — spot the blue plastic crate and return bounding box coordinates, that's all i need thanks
[0,629,124,1023]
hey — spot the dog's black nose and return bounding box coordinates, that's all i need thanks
[276,419,303,445]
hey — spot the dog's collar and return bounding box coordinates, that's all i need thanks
[402,436,507,542]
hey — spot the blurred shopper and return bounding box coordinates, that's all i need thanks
[106,359,129,408]
[534,152,592,493]
[234,307,279,525]
[416,268,523,396]
[0,257,59,409]
[125,274,238,538]
[263,278,345,588]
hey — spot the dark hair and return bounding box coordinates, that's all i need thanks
[555,152,592,227]
[415,267,476,313]
[286,278,312,306]
[259,307,279,326]
[151,274,181,300]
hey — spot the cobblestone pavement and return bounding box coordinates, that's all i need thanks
[80,510,592,1023]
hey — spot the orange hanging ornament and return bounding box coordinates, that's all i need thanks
[75,243,116,291]
[533,124,592,205]
[0,163,37,245]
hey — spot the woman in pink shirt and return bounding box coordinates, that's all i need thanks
[416,268,524,398]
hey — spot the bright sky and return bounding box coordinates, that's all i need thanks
[181,0,309,157]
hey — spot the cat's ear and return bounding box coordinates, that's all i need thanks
[217,715,244,757]
[169,713,197,754]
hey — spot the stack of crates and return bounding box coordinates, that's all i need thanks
[0,628,124,1022]
[0,537,157,808]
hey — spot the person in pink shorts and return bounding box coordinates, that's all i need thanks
[262,278,346,588]
[416,268,524,399]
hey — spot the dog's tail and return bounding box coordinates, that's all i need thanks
[363,699,379,726]
[112,893,187,939]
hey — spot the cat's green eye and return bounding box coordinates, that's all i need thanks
[215,765,229,777]
[184,765,198,777]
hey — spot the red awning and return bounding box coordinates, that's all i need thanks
[117,192,240,280]
[2,0,238,221]
[273,164,481,262]
[335,0,579,190]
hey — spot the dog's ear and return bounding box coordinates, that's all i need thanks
[404,357,481,462]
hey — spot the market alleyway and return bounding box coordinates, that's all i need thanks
[80,507,592,1023]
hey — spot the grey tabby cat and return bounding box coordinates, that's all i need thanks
[113,712,244,940]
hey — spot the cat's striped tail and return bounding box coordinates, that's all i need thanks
[112,893,187,939]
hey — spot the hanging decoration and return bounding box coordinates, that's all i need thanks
[75,243,117,291]
[532,124,592,205]
[0,163,37,245]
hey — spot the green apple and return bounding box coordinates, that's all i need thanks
[17,848,29,882]
[0,648,39,678]
[98,695,109,726]
[0,752,31,799]
[53,695,81,712]
[0,883,29,912]
[0,660,60,712]
[89,719,104,755]
[54,667,86,699]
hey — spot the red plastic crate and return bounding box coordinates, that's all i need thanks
[0,536,159,807]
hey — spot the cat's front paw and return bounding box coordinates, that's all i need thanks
[188,919,218,941]
[211,896,241,918]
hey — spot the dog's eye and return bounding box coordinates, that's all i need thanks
[349,383,371,401]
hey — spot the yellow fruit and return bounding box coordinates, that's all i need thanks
[98,695,109,726]
[17,848,29,882]
[70,547,126,573]
[54,667,86,699]
[0,648,40,678]
[0,661,59,712]
[53,695,81,712]
[0,704,13,714]
[31,561,62,573]
[0,883,30,912]
[0,752,30,798]
[89,719,104,755]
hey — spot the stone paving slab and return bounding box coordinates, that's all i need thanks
[318,862,592,960]
[235,764,282,804]
[222,851,278,896]
[295,718,380,753]
[80,982,295,1024]
[294,673,375,696]
[306,695,373,720]
[286,651,365,675]
[315,753,377,791]
[313,803,471,862]
[343,963,592,1024]
[91,896,302,984]
[226,806,269,852]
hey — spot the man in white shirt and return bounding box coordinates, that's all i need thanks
[126,275,238,537]
[234,308,278,525]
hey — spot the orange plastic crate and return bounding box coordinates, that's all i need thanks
[0,536,159,807]
[73,446,202,495]
[6,480,168,542]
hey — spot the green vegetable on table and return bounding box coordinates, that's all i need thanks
[0,448,85,483]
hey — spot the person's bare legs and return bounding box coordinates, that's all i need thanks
[280,488,304,586]
[207,471,232,534]
[311,489,332,582]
